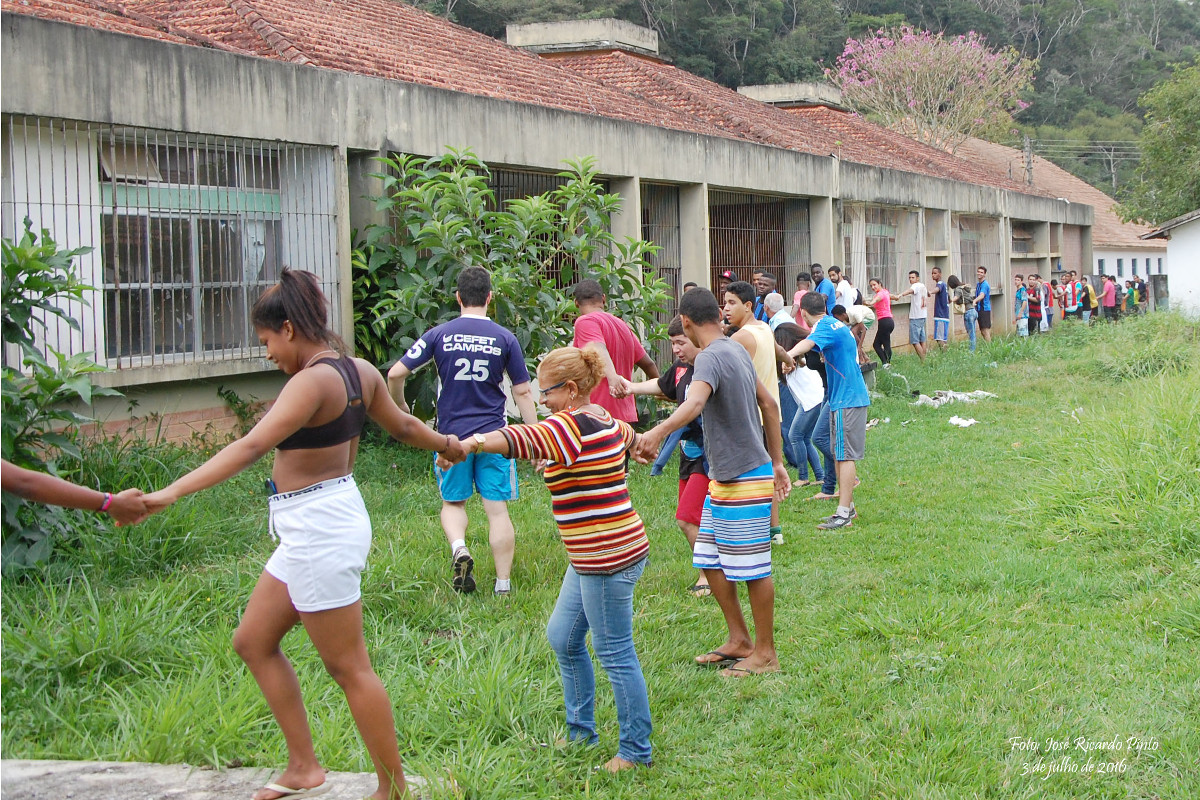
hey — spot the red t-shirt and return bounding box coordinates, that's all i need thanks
[572,311,648,422]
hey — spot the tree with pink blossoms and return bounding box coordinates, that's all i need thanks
[831,27,1038,153]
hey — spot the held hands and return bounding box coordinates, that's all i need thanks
[107,488,148,527]
[610,376,634,399]
[632,426,665,465]
[438,434,468,467]
[772,463,792,503]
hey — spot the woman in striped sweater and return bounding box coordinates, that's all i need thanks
[453,346,652,772]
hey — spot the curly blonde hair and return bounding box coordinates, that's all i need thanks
[538,346,605,397]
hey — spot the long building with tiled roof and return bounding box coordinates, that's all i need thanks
[2,5,1095,433]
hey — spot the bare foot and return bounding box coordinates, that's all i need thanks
[253,769,327,800]
[807,492,837,501]
[694,641,752,665]
[364,782,411,800]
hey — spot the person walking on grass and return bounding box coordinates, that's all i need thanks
[617,316,712,598]
[772,323,825,491]
[139,269,468,800]
[974,266,993,343]
[388,266,539,596]
[897,270,929,361]
[789,292,870,531]
[930,265,950,351]
[832,304,876,366]
[571,279,660,423]
[1027,274,1043,336]
[635,288,790,677]
[863,278,893,365]
[723,280,795,545]
[1013,274,1029,337]
[1,459,146,525]
[459,346,652,771]
[949,275,977,351]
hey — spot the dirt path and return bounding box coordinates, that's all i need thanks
[0,760,434,799]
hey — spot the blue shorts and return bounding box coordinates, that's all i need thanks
[434,451,518,502]
[909,318,927,344]
[933,318,950,342]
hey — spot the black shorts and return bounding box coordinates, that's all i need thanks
[977,309,993,329]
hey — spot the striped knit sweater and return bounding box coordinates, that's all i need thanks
[500,409,648,574]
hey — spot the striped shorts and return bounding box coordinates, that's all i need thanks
[693,462,774,582]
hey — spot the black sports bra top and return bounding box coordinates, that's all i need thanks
[276,356,367,451]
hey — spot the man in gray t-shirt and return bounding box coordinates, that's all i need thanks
[692,337,771,481]
[636,288,790,678]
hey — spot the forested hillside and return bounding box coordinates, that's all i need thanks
[412,0,1200,198]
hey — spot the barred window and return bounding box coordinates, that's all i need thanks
[709,191,810,292]
[843,204,918,291]
[2,116,338,372]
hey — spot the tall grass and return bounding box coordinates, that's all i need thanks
[3,312,1199,798]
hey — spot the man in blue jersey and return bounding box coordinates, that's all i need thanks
[929,265,950,350]
[788,293,871,530]
[388,267,539,595]
[811,263,837,315]
[974,266,993,343]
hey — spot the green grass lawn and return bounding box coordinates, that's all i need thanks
[3,314,1199,799]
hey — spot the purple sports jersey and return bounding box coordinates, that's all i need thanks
[399,314,531,438]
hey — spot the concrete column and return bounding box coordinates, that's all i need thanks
[608,175,641,246]
[334,145,355,347]
[809,195,837,268]
[347,149,388,236]
[679,183,710,290]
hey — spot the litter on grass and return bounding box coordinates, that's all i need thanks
[948,416,979,427]
[910,389,998,409]
[865,417,891,430]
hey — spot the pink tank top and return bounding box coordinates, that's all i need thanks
[874,289,893,319]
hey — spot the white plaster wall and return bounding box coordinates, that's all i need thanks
[1165,220,1200,317]
[1093,248,1167,279]
[1,122,103,366]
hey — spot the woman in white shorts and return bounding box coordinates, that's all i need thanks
[142,269,467,800]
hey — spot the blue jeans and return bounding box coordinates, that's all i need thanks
[546,559,652,763]
[964,308,979,352]
[788,402,824,483]
[811,401,837,495]
[777,379,800,469]
[650,427,683,476]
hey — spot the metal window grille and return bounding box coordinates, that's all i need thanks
[488,167,612,291]
[842,204,919,293]
[1,115,339,371]
[640,183,680,364]
[709,190,810,295]
[955,215,1001,279]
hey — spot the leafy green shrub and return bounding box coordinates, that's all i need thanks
[1,223,120,572]
[353,150,668,419]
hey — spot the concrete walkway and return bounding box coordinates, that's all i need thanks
[0,760,434,799]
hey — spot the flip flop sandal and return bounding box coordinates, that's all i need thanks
[258,782,331,800]
[695,650,743,667]
[687,583,712,598]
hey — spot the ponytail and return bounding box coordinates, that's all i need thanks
[252,268,346,352]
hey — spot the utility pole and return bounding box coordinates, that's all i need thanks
[1023,135,1034,185]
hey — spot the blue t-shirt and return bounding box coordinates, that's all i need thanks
[1014,286,1028,319]
[399,314,531,438]
[976,280,992,311]
[815,278,837,313]
[932,280,949,318]
[805,315,870,411]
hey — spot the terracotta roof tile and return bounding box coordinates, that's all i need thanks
[0,1,1092,201]
[954,138,1164,249]
[1,0,248,50]
[554,50,1048,195]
